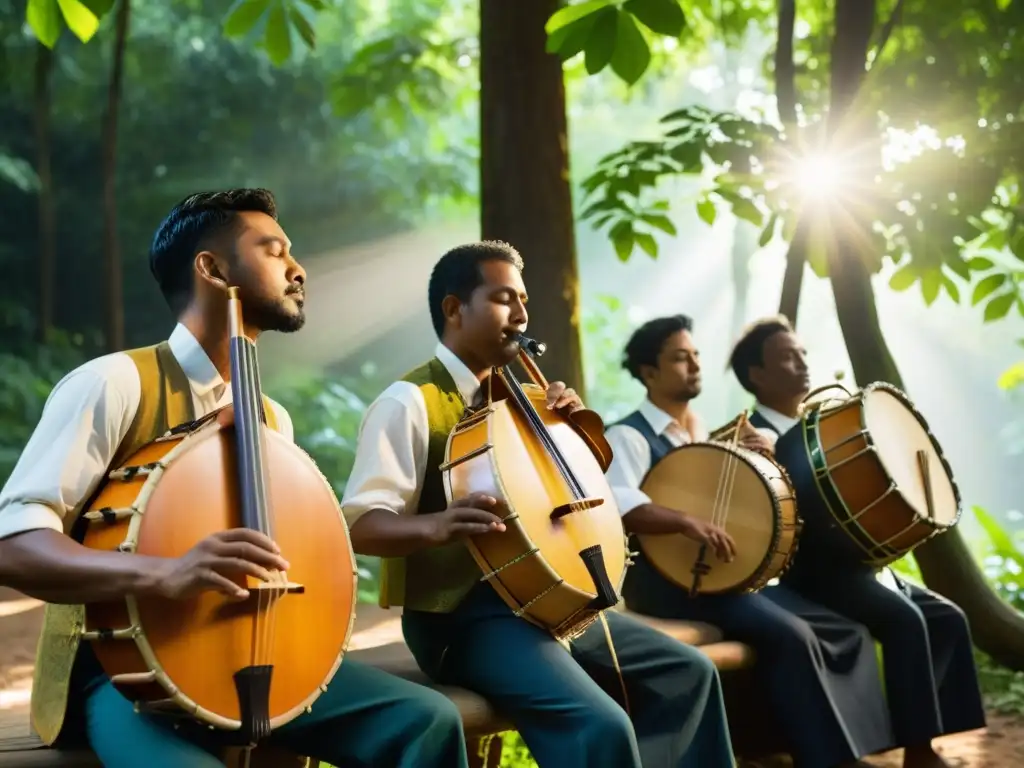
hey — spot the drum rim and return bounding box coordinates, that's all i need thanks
[637,441,792,596]
[108,419,357,730]
[801,383,963,565]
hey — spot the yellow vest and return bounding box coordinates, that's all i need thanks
[378,358,481,613]
[31,341,280,745]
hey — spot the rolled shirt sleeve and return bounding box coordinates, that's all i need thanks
[341,382,430,527]
[604,424,654,517]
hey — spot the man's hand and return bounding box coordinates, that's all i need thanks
[155,529,291,601]
[426,493,506,545]
[678,517,736,562]
[545,381,584,413]
[738,420,775,455]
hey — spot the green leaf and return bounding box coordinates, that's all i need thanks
[288,6,315,48]
[263,2,292,65]
[984,291,1015,322]
[888,264,917,291]
[973,506,1018,557]
[731,197,763,227]
[757,212,777,247]
[972,273,1007,305]
[224,0,270,38]
[997,362,1024,391]
[622,0,686,36]
[941,274,961,303]
[968,256,994,271]
[610,221,635,261]
[547,16,596,60]
[920,270,940,306]
[997,0,1012,10]
[81,0,114,15]
[635,232,658,257]
[57,0,99,41]
[640,213,677,235]
[696,197,716,226]
[546,0,610,33]
[609,9,650,85]
[27,0,62,47]
[584,7,617,74]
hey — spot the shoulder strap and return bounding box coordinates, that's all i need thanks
[613,410,674,461]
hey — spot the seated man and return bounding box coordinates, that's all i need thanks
[0,189,468,768]
[606,314,893,768]
[342,242,736,768]
[729,314,987,768]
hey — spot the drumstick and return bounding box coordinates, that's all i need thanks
[916,449,935,519]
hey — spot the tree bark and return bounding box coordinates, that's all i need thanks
[102,0,130,353]
[33,42,55,343]
[826,0,1024,669]
[479,0,584,394]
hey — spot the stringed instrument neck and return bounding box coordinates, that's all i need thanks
[227,287,272,538]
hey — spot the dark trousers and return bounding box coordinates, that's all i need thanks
[626,557,892,768]
[402,583,735,768]
[78,657,468,767]
[788,567,987,746]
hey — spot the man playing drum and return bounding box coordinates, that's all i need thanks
[342,241,736,768]
[0,189,469,768]
[730,315,987,768]
[605,314,893,768]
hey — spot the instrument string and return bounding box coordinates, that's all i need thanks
[709,412,747,531]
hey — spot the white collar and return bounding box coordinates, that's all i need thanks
[755,403,799,435]
[434,342,482,405]
[167,323,224,397]
[638,399,687,438]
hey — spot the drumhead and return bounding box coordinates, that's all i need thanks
[639,443,782,593]
[862,386,960,526]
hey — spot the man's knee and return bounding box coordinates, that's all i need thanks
[407,686,465,733]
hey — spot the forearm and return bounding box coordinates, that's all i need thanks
[0,529,165,604]
[622,503,691,535]
[349,508,439,557]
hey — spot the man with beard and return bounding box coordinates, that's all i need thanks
[342,242,736,768]
[605,313,894,768]
[730,315,986,768]
[0,190,468,768]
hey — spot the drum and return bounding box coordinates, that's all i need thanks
[636,442,802,595]
[775,381,961,567]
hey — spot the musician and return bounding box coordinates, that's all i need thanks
[730,315,987,768]
[0,189,469,768]
[342,241,735,768]
[605,314,894,768]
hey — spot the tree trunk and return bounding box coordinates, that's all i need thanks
[826,0,1024,669]
[102,0,130,353]
[33,42,55,344]
[479,0,584,394]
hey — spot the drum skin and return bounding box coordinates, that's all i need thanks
[637,442,801,595]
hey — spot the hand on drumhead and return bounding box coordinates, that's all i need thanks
[154,529,290,602]
[737,421,775,455]
[678,518,736,562]
[427,494,506,544]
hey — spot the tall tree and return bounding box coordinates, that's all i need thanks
[479,0,584,392]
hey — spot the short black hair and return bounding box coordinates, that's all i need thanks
[622,314,694,383]
[427,240,524,338]
[728,315,793,393]
[149,188,278,314]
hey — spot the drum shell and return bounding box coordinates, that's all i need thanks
[443,396,628,640]
[774,383,961,568]
[81,424,358,731]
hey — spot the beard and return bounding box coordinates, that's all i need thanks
[242,293,305,333]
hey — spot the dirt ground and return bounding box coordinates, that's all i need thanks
[3,587,1023,766]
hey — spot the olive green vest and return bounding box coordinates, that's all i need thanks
[31,341,280,745]
[378,357,482,613]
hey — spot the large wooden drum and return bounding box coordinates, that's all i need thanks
[774,382,961,567]
[637,442,802,595]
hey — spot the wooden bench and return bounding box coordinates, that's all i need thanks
[0,605,757,767]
